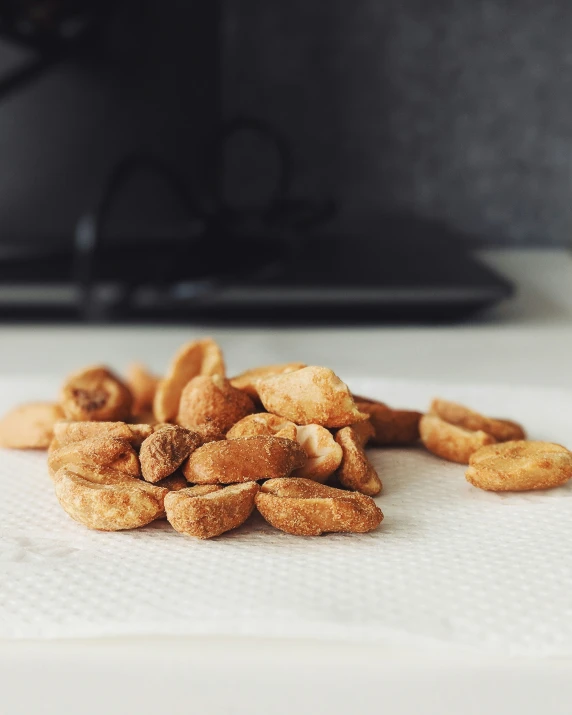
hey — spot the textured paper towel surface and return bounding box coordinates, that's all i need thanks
[1,376,572,655]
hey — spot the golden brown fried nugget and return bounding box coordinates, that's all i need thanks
[420,413,496,464]
[48,436,141,483]
[257,366,367,428]
[230,362,306,400]
[430,398,525,442]
[335,426,382,496]
[153,338,225,423]
[0,402,64,449]
[54,420,152,448]
[466,440,572,491]
[176,375,255,433]
[165,482,259,538]
[183,435,306,484]
[60,366,133,422]
[226,412,297,441]
[256,478,383,536]
[140,424,201,483]
[290,424,343,483]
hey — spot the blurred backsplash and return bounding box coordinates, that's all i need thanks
[0,0,571,246]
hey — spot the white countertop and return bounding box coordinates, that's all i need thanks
[1,247,571,715]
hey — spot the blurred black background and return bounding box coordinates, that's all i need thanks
[0,1,566,322]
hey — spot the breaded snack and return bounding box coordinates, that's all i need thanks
[335,426,382,496]
[140,424,201,483]
[420,413,496,464]
[290,424,343,483]
[165,482,259,538]
[466,440,572,491]
[48,436,141,483]
[54,467,168,531]
[256,366,367,428]
[153,338,225,423]
[430,398,526,442]
[60,366,133,422]
[176,375,255,433]
[126,362,160,416]
[226,413,297,441]
[0,402,64,449]
[54,420,152,448]
[256,478,383,536]
[183,435,307,484]
[230,363,306,400]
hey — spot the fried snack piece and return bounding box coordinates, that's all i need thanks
[226,413,297,441]
[153,338,225,423]
[165,482,259,539]
[139,424,201,483]
[350,419,376,448]
[54,420,152,448]
[335,426,382,496]
[155,470,189,491]
[230,362,306,400]
[430,398,526,442]
[48,436,141,483]
[127,362,160,416]
[256,478,383,536]
[419,413,496,464]
[60,366,133,422]
[54,467,168,531]
[466,440,572,492]
[257,366,367,428]
[355,398,421,446]
[290,424,343,483]
[0,402,64,449]
[183,435,307,484]
[176,375,255,433]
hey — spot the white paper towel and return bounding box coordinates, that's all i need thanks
[1,375,572,656]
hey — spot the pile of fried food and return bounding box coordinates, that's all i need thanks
[1,338,571,539]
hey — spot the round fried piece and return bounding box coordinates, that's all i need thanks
[153,339,225,423]
[60,366,133,422]
[127,362,160,416]
[335,426,382,496]
[355,399,421,446]
[182,435,307,484]
[140,424,201,483]
[230,363,306,400]
[291,424,343,483]
[54,421,152,448]
[256,477,383,536]
[430,398,526,442]
[0,402,64,449]
[226,413,297,441]
[466,440,572,491]
[177,375,255,433]
[420,413,496,464]
[165,482,259,539]
[48,436,141,483]
[54,467,168,531]
[256,366,367,428]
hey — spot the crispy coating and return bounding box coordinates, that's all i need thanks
[230,363,306,400]
[60,366,133,422]
[0,402,64,449]
[155,470,190,491]
[183,435,307,484]
[48,437,141,483]
[54,467,168,531]
[256,477,383,536]
[430,398,526,442]
[420,413,496,464]
[335,426,382,496]
[126,362,160,415]
[54,420,152,448]
[355,398,421,446]
[226,413,297,441]
[153,338,225,423]
[290,424,343,483]
[466,440,572,491]
[176,375,255,433]
[165,482,259,538]
[256,366,367,428]
[140,425,201,483]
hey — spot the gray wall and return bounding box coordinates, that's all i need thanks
[1,1,572,246]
